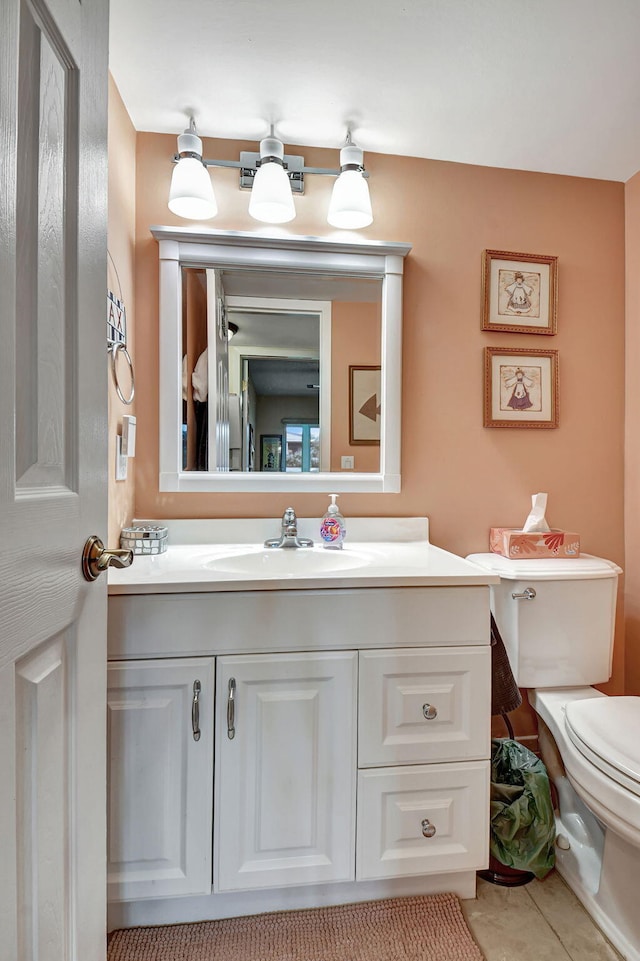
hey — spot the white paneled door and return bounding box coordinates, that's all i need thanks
[0,0,110,958]
[206,269,230,471]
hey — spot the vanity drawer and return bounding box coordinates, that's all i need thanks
[108,587,489,659]
[356,761,489,881]
[358,647,490,766]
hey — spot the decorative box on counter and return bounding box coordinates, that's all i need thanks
[120,525,168,555]
[490,527,580,559]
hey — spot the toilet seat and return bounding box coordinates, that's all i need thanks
[565,697,640,799]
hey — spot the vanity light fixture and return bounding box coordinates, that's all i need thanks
[168,119,218,220]
[227,322,238,340]
[168,120,373,228]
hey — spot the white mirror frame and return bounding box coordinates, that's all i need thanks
[152,225,411,493]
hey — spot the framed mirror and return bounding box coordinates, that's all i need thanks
[153,226,411,492]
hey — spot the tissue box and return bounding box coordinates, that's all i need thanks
[490,528,580,559]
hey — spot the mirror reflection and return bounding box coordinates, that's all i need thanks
[180,267,382,473]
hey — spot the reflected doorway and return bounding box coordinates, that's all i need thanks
[241,355,321,473]
[227,298,331,472]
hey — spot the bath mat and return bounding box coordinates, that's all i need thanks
[107,893,484,960]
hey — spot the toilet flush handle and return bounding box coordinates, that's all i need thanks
[512,587,536,601]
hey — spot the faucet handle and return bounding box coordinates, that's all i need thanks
[282,507,296,526]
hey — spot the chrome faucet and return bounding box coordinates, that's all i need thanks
[264,507,314,549]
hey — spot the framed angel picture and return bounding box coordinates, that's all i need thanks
[482,249,558,335]
[484,347,559,429]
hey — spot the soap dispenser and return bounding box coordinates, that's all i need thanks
[320,494,346,550]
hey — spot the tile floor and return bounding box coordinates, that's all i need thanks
[462,872,623,961]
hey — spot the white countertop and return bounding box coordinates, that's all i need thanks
[108,517,498,595]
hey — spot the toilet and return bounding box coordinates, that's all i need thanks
[468,552,640,961]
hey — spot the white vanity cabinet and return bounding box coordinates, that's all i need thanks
[215,651,357,892]
[106,658,215,902]
[106,575,493,929]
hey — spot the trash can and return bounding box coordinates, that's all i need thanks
[480,738,556,886]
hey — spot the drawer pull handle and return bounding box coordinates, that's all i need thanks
[422,703,438,720]
[192,680,201,742]
[227,677,236,739]
[421,819,437,839]
[512,587,536,601]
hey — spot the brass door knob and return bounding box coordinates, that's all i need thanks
[82,535,133,582]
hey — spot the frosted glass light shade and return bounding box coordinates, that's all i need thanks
[168,157,217,220]
[328,170,373,229]
[249,160,295,224]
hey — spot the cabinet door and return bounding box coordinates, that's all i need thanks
[216,651,357,892]
[107,658,215,901]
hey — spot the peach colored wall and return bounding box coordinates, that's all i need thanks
[625,170,640,696]
[125,129,626,692]
[107,76,137,547]
[331,301,380,472]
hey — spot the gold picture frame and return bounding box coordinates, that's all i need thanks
[484,347,559,429]
[482,249,558,335]
[349,365,381,445]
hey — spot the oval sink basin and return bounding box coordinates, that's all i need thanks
[204,548,369,576]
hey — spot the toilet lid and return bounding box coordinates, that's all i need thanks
[565,697,640,797]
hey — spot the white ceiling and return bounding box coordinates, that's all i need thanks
[227,309,319,351]
[108,0,640,182]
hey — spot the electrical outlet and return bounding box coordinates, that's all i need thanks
[115,435,128,481]
[341,455,355,470]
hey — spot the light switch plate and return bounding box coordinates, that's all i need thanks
[115,435,128,481]
[341,455,355,470]
[122,414,136,457]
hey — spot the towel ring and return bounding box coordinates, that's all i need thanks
[109,342,135,405]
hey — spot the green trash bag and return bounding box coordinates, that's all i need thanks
[489,738,556,879]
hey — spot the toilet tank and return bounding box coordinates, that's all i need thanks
[466,553,622,688]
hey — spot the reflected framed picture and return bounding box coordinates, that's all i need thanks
[260,434,282,471]
[482,250,558,335]
[107,289,127,345]
[349,365,381,445]
[484,347,559,429]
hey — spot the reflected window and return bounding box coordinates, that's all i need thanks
[284,424,320,472]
